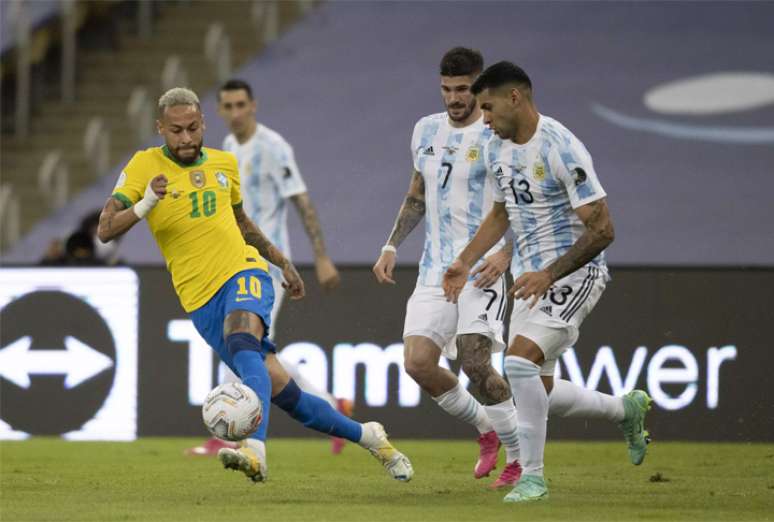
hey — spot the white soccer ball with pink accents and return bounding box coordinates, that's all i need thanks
[202,382,262,442]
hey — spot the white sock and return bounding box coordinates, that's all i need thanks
[549,379,625,422]
[242,438,267,465]
[504,355,548,477]
[358,421,386,449]
[484,398,520,463]
[433,381,494,434]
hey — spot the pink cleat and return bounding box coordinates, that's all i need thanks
[185,437,238,456]
[331,398,355,455]
[490,460,522,489]
[474,431,501,478]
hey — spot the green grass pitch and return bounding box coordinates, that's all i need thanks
[2,438,772,521]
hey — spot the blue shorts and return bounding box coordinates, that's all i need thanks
[190,269,276,374]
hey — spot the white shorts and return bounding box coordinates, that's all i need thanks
[403,278,507,360]
[508,265,607,376]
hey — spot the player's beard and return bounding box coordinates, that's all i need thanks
[172,140,203,165]
[446,99,476,123]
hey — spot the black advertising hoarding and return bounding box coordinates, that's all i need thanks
[1,267,771,441]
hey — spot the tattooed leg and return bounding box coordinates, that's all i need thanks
[458,334,511,404]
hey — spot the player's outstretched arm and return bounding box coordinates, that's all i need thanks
[372,170,425,285]
[97,174,167,242]
[511,198,614,308]
[233,205,305,299]
[458,202,510,268]
[289,192,340,291]
[443,202,509,302]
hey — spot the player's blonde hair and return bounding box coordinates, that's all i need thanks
[158,87,201,114]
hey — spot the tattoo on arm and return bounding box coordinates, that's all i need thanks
[545,199,615,281]
[386,170,426,248]
[290,193,327,258]
[233,207,288,269]
[97,196,134,243]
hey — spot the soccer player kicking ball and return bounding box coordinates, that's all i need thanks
[374,48,523,489]
[98,87,413,483]
[444,62,650,503]
[186,78,352,457]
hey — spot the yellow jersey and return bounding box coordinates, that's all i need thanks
[113,145,269,312]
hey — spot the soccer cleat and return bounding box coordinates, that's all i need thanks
[185,437,238,456]
[474,431,501,478]
[490,460,522,489]
[503,474,549,503]
[362,422,414,482]
[217,442,267,483]
[618,389,653,465]
[331,398,355,455]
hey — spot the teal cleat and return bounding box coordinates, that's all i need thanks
[503,474,549,503]
[619,389,653,465]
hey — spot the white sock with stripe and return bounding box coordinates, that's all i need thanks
[549,379,625,422]
[505,355,548,477]
[433,381,493,434]
[484,398,520,463]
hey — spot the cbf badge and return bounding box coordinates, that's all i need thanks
[189,170,206,188]
[466,146,480,162]
[216,172,229,189]
[533,161,546,181]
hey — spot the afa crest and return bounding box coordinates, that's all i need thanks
[466,147,480,162]
[216,172,229,188]
[189,170,206,188]
[533,162,545,181]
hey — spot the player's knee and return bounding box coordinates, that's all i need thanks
[506,335,544,364]
[404,356,435,384]
[225,332,264,359]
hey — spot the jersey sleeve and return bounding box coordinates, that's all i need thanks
[410,119,422,172]
[111,152,148,208]
[484,140,506,203]
[552,137,606,209]
[268,139,307,199]
[227,153,243,207]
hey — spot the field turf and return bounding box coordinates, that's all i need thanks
[2,438,772,521]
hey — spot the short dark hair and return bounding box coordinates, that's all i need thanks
[471,61,532,95]
[440,47,484,77]
[219,79,253,101]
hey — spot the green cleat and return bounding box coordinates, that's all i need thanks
[618,389,652,465]
[503,474,549,503]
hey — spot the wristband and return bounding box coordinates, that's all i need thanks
[132,198,156,219]
[381,244,397,255]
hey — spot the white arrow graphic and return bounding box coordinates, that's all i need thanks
[0,336,114,389]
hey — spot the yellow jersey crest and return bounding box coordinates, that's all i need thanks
[189,170,206,188]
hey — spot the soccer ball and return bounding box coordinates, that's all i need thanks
[202,382,263,442]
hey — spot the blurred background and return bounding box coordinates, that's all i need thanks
[0,0,772,442]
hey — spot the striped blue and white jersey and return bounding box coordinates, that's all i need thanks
[485,114,609,279]
[223,124,307,276]
[412,113,504,286]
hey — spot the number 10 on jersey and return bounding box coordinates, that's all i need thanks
[189,190,217,218]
